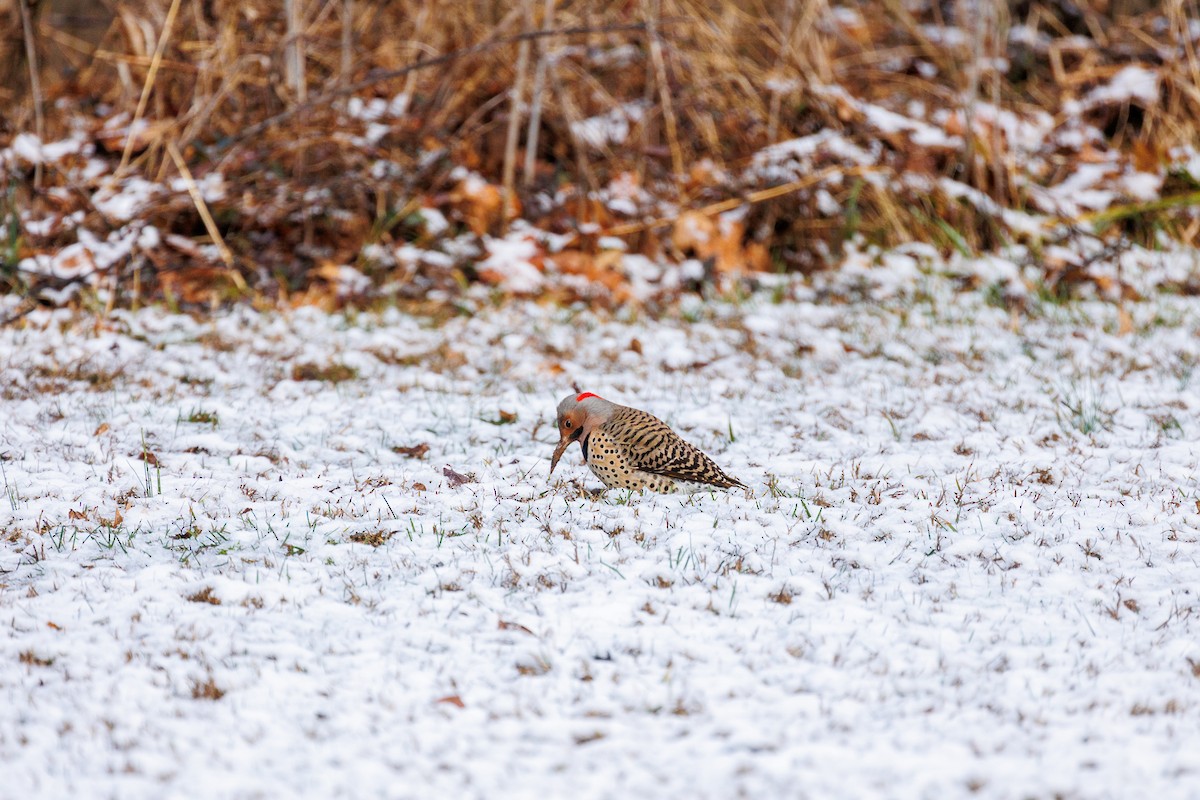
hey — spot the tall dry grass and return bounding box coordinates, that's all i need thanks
[1,0,1198,306]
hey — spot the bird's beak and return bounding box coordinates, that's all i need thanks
[549,438,570,477]
[549,427,581,477]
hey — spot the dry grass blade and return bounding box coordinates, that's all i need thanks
[522,0,557,186]
[165,141,240,283]
[1077,192,1200,229]
[4,2,1198,309]
[502,0,534,226]
[645,0,683,178]
[604,166,876,238]
[117,0,183,176]
[17,0,43,188]
[224,20,660,147]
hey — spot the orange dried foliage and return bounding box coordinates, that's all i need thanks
[561,193,614,229]
[447,178,518,236]
[1131,139,1161,173]
[3,1,1196,310]
[553,249,627,296]
[160,268,239,305]
[671,211,769,273]
[288,262,348,310]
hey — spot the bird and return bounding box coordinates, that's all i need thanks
[549,392,748,493]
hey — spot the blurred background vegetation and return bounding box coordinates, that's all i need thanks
[1,0,1198,310]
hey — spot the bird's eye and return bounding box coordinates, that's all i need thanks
[564,420,572,428]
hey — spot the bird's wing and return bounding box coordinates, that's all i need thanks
[610,407,746,489]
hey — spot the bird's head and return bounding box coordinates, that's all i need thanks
[549,392,614,476]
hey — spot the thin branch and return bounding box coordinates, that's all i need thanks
[117,0,184,177]
[284,0,307,103]
[502,0,535,228]
[523,0,557,187]
[166,141,243,288]
[17,0,44,188]
[645,0,683,178]
[340,0,354,83]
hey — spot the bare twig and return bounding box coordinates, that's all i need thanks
[284,0,307,103]
[502,0,535,228]
[548,59,598,197]
[118,0,184,177]
[17,0,44,188]
[340,0,354,83]
[645,0,683,178]
[166,141,242,287]
[0,298,38,329]
[767,0,799,144]
[523,0,557,187]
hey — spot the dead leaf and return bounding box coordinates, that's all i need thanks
[483,410,517,425]
[498,619,534,635]
[671,211,766,274]
[159,267,239,306]
[1131,139,1161,173]
[562,193,613,228]
[673,211,716,254]
[412,482,427,492]
[392,443,430,459]
[443,466,473,488]
[436,695,465,708]
[551,249,627,297]
[69,508,87,521]
[1117,305,1133,336]
[448,178,513,236]
[94,423,110,436]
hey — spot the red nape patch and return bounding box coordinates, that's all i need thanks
[576,392,600,402]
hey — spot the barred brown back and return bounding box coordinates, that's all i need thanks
[602,406,747,489]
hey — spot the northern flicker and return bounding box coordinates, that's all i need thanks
[549,392,748,492]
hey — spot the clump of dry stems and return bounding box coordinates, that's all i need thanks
[0,0,1198,308]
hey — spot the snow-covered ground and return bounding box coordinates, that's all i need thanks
[2,274,1200,799]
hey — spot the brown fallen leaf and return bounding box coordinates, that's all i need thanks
[1117,305,1133,336]
[392,443,430,459]
[412,482,427,492]
[436,695,465,708]
[443,466,473,488]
